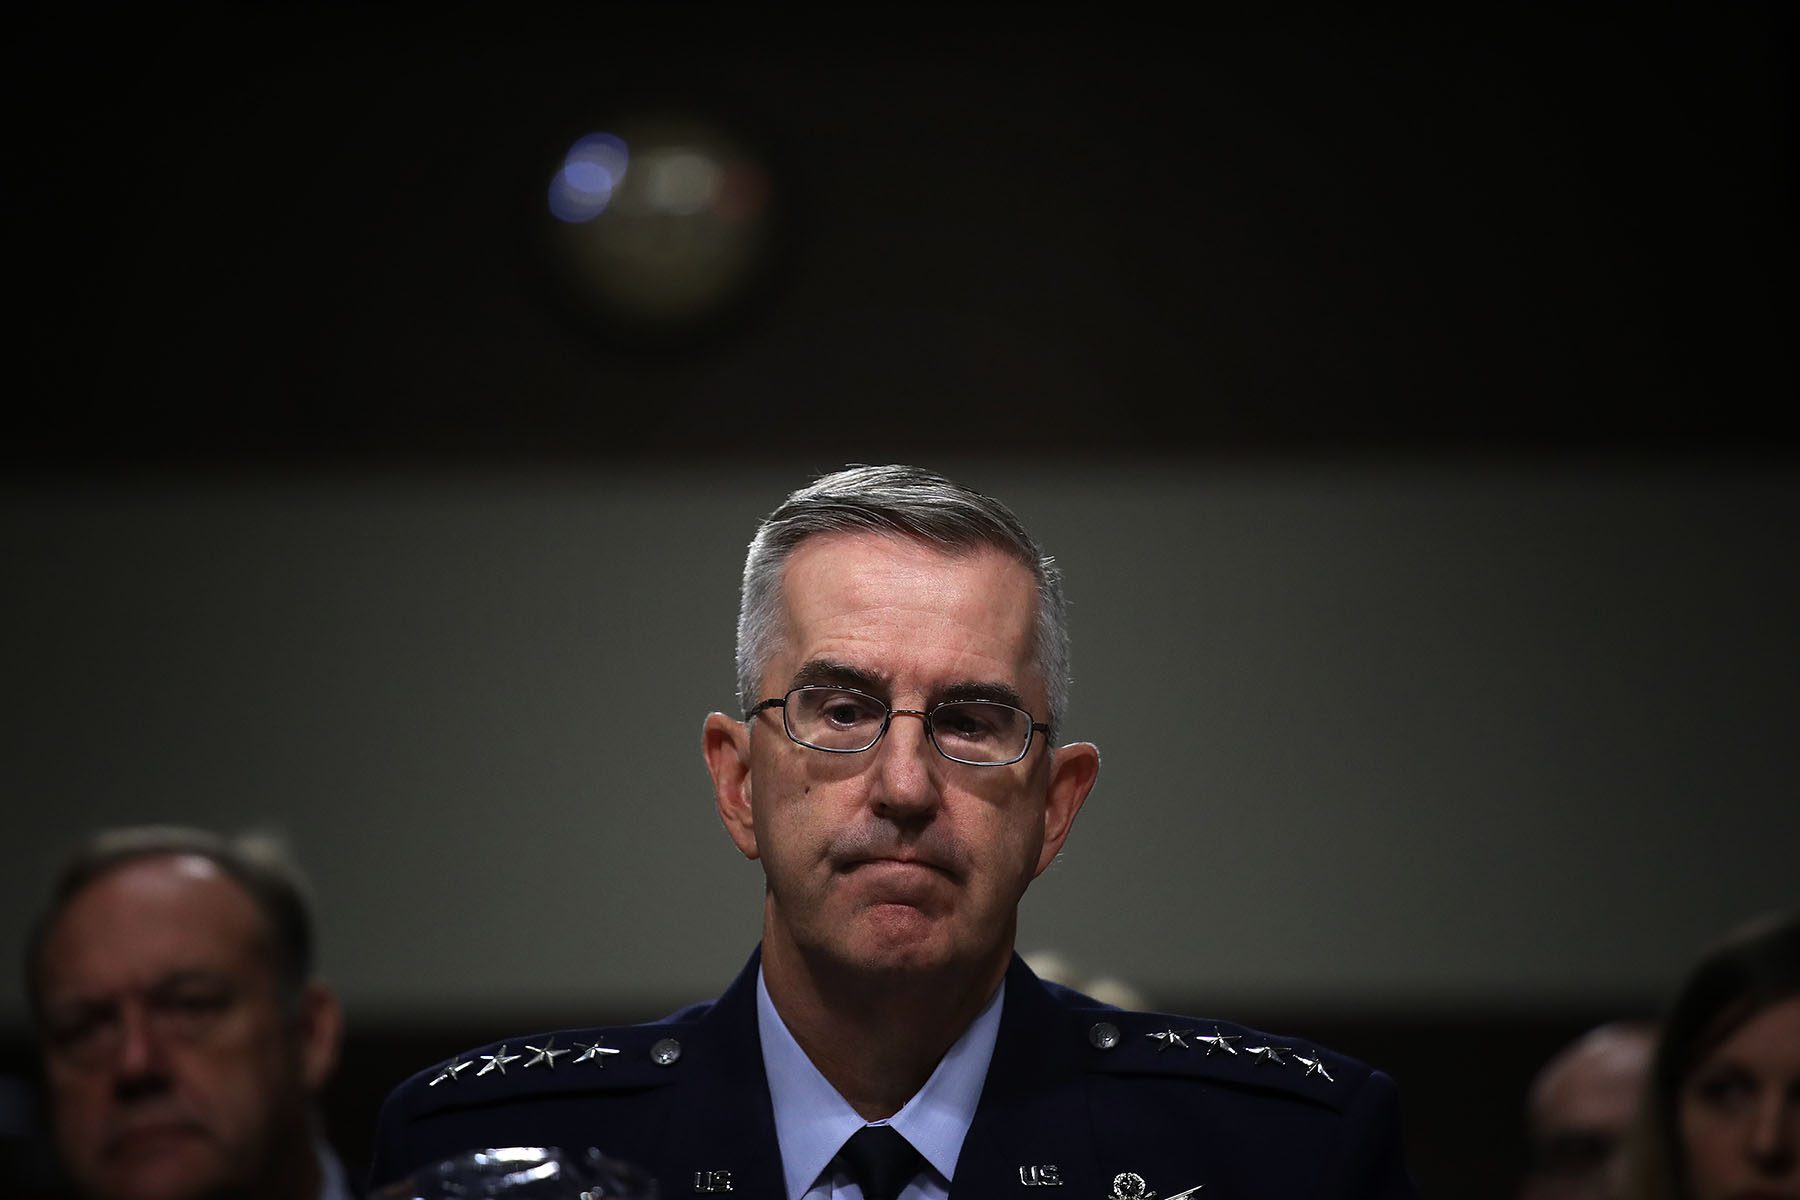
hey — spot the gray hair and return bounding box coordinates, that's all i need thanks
[24,825,319,1023]
[736,464,1072,740]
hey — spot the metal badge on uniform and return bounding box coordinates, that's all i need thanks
[693,1169,733,1192]
[1195,1028,1239,1056]
[1107,1175,1203,1199]
[1294,1050,1335,1081]
[1245,1044,1291,1067]
[428,1057,471,1086]
[1146,1028,1193,1051]
[1019,1164,1062,1186]
[574,1038,620,1065]
[523,1037,571,1069]
[476,1045,521,1076]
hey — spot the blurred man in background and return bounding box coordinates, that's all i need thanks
[24,827,350,1200]
[1519,1022,1655,1200]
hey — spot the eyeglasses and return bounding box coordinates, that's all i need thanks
[748,685,1049,766]
[41,973,245,1070]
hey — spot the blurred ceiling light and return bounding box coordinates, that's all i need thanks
[544,115,773,330]
[548,133,630,223]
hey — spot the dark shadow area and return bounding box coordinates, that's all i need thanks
[4,8,1795,470]
[0,1003,1647,1198]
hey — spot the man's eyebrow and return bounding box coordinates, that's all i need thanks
[789,662,1029,712]
[790,660,890,694]
[937,680,1029,710]
[146,969,233,992]
[45,969,228,1009]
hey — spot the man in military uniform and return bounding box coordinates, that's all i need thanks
[370,465,1416,1198]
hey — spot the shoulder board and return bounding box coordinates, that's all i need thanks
[1066,1006,1373,1113]
[393,1016,702,1118]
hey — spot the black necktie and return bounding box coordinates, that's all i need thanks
[838,1124,922,1200]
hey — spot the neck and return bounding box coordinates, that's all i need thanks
[760,924,1009,1121]
[247,1123,325,1200]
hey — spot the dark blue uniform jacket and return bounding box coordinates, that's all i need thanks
[370,948,1416,1198]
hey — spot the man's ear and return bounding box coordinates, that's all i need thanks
[703,712,760,860]
[1034,740,1100,877]
[296,981,344,1093]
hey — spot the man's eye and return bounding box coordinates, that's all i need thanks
[150,989,232,1032]
[1692,1069,1756,1110]
[934,705,1003,741]
[45,1008,113,1052]
[816,693,881,726]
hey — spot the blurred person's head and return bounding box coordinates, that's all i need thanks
[24,827,343,1200]
[1520,1021,1656,1200]
[1620,912,1800,1200]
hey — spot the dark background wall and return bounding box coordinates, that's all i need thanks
[3,8,1796,1197]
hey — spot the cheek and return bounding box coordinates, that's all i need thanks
[50,1077,109,1149]
[1678,1105,1735,1196]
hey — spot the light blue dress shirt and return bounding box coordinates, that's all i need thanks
[756,967,1004,1200]
[318,1141,355,1200]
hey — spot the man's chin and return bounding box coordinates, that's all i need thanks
[93,1132,235,1200]
[835,906,986,977]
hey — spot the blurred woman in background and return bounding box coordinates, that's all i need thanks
[1619,911,1800,1200]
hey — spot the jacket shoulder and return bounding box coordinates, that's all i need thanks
[369,1006,713,1189]
[383,1007,710,1121]
[1053,994,1376,1114]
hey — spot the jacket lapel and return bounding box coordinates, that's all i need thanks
[955,955,1101,1198]
[652,949,788,1199]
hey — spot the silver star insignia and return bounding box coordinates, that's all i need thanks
[1194,1028,1241,1056]
[523,1038,571,1070]
[1294,1052,1335,1082]
[1165,1187,1206,1199]
[428,1057,471,1086]
[1246,1044,1292,1067]
[574,1039,621,1065]
[1147,1028,1195,1052]
[476,1045,521,1076]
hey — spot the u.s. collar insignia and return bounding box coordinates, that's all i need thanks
[1146,1028,1194,1052]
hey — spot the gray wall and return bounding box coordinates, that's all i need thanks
[5,458,1796,1027]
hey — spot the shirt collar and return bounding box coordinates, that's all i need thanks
[757,965,1004,1200]
[316,1140,354,1200]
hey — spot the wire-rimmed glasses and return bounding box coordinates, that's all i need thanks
[748,685,1049,766]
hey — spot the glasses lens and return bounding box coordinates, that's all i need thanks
[928,701,1031,764]
[786,687,888,751]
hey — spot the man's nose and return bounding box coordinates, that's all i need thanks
[870,711,943,820]
[111,1002,169,1088]
[1747,1090,1796,1172]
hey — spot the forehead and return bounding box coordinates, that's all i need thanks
[40,855,270,997]
[770,531,1041,697]
[1700,993,1800,1068]
[1535,1031,1653,1126]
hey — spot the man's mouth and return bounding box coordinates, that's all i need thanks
[104,1119,209,1160]
[843,854,955,879]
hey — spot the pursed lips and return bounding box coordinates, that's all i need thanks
[104,1112,211,1159]
[837,853,959,881]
